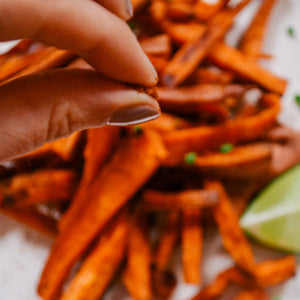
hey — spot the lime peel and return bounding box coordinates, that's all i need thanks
[241,164,300,253]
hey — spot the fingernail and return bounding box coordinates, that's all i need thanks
[107,104,160,126]
[124,0,133,20]
[143,55,158,86]
[149,60,158,83]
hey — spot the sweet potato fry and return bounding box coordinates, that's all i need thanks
[161,8,235,87]
[131,0,149,12]
[240,0,277,60]
[148,55,168,73]
[233,289,270,300]
[149,0,205,44]
[190,267,232,300]
[208,42,286,94]
[38,130,167,300]
[140,34,171,57]
[254,255,297,287]
[0,43,53,82]
[193,143,272,179]
[194,67,234,84]
[4,48,75,84]
[163,21,206,44]
[205,181,255,272]
[167,1,194,20]
[61,212,129,300]
[157,84,248,107]
[154,212,180,271]
[194,0,230,22]
[137,113,191,133]
[15,131,85,170]
[225,179,265,216]
[0,169,78,208]
[123,211,152,300]
[152,269,177,300]
[192,256,296,300]
[195,143,272,168]
[0,207,57,238]
[58,126,120,231]
[182,209,202,283]
[142,189,218,211]
[163,93,280,165]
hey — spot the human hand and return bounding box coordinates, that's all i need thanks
[0,0,160,162]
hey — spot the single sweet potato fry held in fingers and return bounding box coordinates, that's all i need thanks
[61,212,129,300]
[123,211,152,300]
[240,0,277,60]
[205,181,255,273]
[0,169,79,208]
[38,130,167,300]
[58,126,120,231]
[208,42,286,94]
[182,209,203,284]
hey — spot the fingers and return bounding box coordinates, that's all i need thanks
[0,69,160,162]
[0,0,157,86]
[96,0,133,20]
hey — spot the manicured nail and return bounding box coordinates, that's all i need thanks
[107,104,160,126]
[124,0,133,20]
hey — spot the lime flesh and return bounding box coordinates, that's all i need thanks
[240,164,300,253]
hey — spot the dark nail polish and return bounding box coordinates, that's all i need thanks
[107,104,160,126]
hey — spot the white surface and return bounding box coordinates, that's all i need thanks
[0,0,300,299]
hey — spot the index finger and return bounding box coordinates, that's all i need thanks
[0,0,157,86]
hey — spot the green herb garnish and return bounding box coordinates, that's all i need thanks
[288,26,295,38]
[271,296,281,300]
[133,125,143,136]
[220,143,234,153]
[184,152,197,165]
[295,94,300,106]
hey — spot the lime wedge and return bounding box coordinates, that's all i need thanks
[240,164,300,253]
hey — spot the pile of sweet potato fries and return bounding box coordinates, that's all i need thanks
[0,0,299,299]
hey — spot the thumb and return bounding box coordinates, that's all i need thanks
[0,69,160,162]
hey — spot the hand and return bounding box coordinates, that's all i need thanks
[0,0,160,162]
